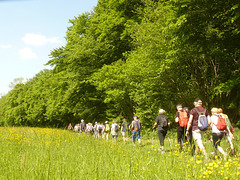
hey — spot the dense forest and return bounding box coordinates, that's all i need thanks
[0,0,239,128]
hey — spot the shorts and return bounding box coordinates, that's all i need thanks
[132,131,141,142]
[122,132,125,137]
[192,130,205,141]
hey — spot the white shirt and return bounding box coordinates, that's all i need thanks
[111,124,118,136]
[211,114,225,133]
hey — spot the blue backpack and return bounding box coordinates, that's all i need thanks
[195,108,208,131]
[134,120,141,131]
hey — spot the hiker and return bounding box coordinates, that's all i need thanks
[80,119,86,133]
[96,122,103,138]
[68,123,73,130]
[104,121,111,140]
[74,124,80,132]
[86,123,93,135]
[210,107,231,159]
[175,104,189,150]
[183,107,193,144]
[218,108,235,155]
[186,98,210,158]
[152,109,170,152]
[131,115,142,146]
[93,122,98,138]
[111,120,119,142]
[121,118,129,143]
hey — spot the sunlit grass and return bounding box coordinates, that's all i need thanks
[0,127,239,179]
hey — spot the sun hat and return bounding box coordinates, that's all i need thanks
[159,109,165,114]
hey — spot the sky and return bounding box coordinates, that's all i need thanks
[0,0,98,95]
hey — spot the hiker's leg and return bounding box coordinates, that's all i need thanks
[177,126,182,148]
[158,130,164,148]
[193,130,207,156]
[183,127,188,144]
[137,132,141,144]
[132,131,137,145]
[122,132,126,142]
[213,133,227,156]
[188,128,193,144]
[226,135,234,151]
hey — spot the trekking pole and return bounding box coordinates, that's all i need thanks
[152,129,155,146]
[168,137,173,151]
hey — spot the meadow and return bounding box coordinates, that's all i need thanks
[0,127,239,179]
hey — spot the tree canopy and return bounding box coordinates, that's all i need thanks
[0,0,239,127]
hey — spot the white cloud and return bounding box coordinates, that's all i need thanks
[19,47,37,59]
[22,33,63,46]
[0,44,12,49]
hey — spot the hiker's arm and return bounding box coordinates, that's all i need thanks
[175,112,179,123]
[207,115,211,125]
[186,114,193,136]
[168,118,170,127]
[175,117,179,123]
[131,122,134,130]
[226,126,234,139]
[152,122,157,130]
[209,116,213,129]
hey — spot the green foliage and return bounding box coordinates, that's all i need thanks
[0,0,239,127]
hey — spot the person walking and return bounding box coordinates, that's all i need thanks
[175,104,189,151]
[111,120,119,142]
[93,122,98,138]
[121,118,129,144]
[218,108,234,155]
[96,122,103,139]
[153,109,170,152]
[186,98,210,158]
[68,123,73,130]
[131,115,142,146]
[210,107,231,160]
[104,121,111,140]
[80,119,86,133]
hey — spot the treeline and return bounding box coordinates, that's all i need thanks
[0,0,239,128]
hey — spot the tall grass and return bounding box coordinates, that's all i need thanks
[0,127,239,179]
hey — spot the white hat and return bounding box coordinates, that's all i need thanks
[81,119,84,122]
[159,109,165,114]
[105,121,108,124]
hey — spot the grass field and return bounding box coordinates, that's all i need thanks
[0,127,239,179]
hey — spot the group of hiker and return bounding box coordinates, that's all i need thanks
[153,98,235,159]
[68,98,236,159]
[68,117,140,144]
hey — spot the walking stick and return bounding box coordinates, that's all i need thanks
[152,129,155,146]
[168,137,173,151]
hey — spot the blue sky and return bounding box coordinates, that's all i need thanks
[0,0,98,95]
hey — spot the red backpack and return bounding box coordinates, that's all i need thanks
[216,115,227,130]
[178,110,189,127]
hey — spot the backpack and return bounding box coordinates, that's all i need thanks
[222,114,233,133]
[98,125,102,133]
[105,124,110,132]
[134,120,141,131]
[114,124,119,132]
[123,122,128,130]
[216,115,227,131]
[160,116,168,128]
[195,108,208,131]
[178,110,189,127]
